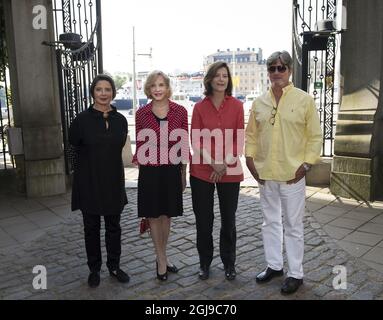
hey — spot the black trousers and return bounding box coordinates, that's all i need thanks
[82,213,121,272]
[190,176,240,269]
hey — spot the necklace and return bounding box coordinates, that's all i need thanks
[94,105,112,119]
[94,105,112,130]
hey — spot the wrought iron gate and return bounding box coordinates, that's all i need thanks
[292,0,341,157]
[47,0,102,174]
[0,0,14,170]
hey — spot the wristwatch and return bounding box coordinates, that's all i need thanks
[302,163,312,171]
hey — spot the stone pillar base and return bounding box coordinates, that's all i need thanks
[330,155,373,201]
[25,157,66,197]
[306,157,331,187]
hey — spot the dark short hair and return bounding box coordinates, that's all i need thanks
[203,61,233,96]
[90,74,116,99]
[266,51,293,70]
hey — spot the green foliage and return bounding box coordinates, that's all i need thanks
[113,75,127,91]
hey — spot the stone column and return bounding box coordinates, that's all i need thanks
[330,0,383,201]
[3,0,66,197]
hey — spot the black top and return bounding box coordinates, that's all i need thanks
[152,112,168,124]
[69,106,128,215]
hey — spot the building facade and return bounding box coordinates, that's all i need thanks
[204,48,268,97]
[171,72,204,99]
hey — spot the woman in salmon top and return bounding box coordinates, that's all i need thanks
[190,61,244,281]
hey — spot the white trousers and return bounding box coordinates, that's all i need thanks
[259,178,306,279]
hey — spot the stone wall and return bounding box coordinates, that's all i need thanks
[330,0,383,201]
[3,0,66,197]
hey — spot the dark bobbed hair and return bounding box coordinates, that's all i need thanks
[203,61,233,96]
[90,74,116,99]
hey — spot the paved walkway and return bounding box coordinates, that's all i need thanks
[1,167,383,300]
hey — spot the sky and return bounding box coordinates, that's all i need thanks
[101,0,292,75]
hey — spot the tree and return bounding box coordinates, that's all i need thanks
[113,75,128,91]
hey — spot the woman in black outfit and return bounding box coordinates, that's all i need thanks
[69,74,130,288]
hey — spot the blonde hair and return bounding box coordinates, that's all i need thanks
[144,70,172,99]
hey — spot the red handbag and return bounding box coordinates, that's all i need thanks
[139,218,150,234]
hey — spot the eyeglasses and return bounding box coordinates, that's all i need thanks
[269,106,277,125]
[267,65,287,73]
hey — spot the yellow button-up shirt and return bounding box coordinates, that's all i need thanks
[245,83,322,181]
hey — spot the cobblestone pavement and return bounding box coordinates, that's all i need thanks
[1,187,383,300]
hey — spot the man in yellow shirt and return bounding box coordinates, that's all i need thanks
[245,51,322,295]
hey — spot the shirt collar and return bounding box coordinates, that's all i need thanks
[206,95,230,101]
[282,82,294,93]
[205,95,231,108]
[268,82,294,99]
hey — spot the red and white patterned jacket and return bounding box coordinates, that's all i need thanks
[133,100,190,166]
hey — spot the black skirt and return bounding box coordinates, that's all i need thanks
[137,165,183,218]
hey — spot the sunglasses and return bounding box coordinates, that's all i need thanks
[269,106,277,125]
[267,65,287,73]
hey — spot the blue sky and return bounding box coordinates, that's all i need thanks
[101,0,292,74]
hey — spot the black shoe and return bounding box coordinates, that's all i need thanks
[198,266,210,280]
[88,271,100,288]
[156,262,168,281]
[256,267,284,283]
[167,263,179,273]
[109,268,130,283]
[281,277,303,295]
[224,265,237,281]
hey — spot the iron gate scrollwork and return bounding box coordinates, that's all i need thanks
[48,0,102,174]
[0,0,14,170]
[292,0,341,157]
